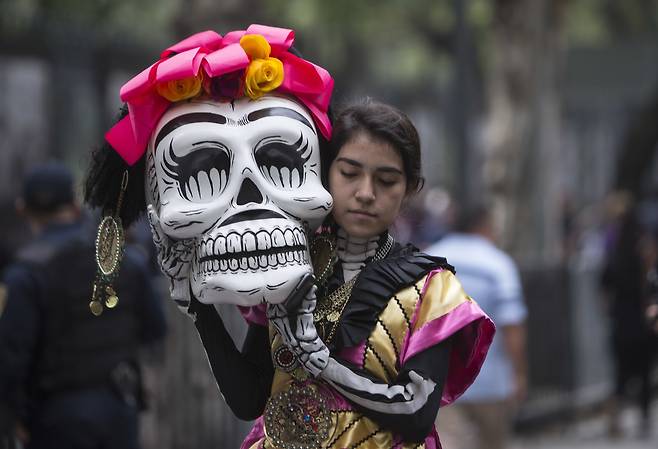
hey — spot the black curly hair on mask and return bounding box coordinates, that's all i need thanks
[84,47,333,229]
[85,105,147,227]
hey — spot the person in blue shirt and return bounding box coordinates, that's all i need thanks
[0,163,167,449]
[426,203,527,449]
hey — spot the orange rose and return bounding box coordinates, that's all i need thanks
[243,57,284,100]
[156,73,204,102]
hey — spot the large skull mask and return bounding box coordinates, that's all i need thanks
[146,95,333,306]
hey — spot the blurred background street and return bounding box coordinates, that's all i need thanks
[2,1,658,448]
[512,401,658,448]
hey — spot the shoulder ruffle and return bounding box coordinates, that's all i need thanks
[333,244,454,349]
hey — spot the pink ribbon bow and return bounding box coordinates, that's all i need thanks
[105,24,334,166]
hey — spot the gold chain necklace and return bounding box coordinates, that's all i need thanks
[313,234,394,344]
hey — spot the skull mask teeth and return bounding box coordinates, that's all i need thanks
[196,226,308,274]
[146,96,333,306]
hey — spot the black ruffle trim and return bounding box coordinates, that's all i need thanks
[331,243,454,349]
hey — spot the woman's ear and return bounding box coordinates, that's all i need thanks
[415,177,425,194]
[404,177,423,200]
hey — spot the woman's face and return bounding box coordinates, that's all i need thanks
[329,132,407,239]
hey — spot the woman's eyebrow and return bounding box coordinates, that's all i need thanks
[155,112,228,148]
[376,167,404,175]
[335,157,363,168]
[336,157,403,174]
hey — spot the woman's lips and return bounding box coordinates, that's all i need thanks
[348,210,377,218]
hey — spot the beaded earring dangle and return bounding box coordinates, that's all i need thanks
[90,170,129,316]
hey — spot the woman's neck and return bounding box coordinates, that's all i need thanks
[336,228,380,282]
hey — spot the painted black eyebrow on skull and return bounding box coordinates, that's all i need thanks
[246,107,315,134]
[155,107,314,149]
[155,112,228,148]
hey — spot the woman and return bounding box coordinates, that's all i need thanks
[84,23,490,447]
[192,100,495,448]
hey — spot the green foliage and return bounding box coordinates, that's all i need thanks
[566,0,658,46]
[4,0,657,100]
[0,0,179,42]
[263,0,466,98]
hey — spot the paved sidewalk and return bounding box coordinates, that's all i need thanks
[511,402,657,449]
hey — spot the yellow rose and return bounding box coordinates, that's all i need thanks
[156,73,203,102]
[243,57,284,100]
[240,34,271,60]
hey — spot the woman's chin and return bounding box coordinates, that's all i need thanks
[338,221,384,239]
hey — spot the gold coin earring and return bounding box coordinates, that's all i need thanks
[90,170,129,316]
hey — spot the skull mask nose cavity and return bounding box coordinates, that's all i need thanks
[236,178,264,205]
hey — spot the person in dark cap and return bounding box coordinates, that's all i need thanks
[21,162,76,209]
[0,162,166,449]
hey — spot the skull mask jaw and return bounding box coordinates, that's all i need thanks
[146,95,333,306]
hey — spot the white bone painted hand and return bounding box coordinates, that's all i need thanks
[267,283,330,377]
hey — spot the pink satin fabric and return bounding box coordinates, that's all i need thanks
[400,268,496,406]
[237,303,268,327]
[336,340,366,365]
[105,24,334,166]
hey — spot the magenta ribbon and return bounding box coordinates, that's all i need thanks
[105,24,334,166]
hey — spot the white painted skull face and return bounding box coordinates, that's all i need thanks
[145,95,333,306]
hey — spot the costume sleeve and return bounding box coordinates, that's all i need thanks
[322,268,495,442]
[322,339,451,442]
[191,299,273,420]
[402,269,495,406]
[0,265,41,422]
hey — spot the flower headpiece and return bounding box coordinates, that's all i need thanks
[106,24,334,166]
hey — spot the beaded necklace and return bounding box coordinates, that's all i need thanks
[312,233,394,344]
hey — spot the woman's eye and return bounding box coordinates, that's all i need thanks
[255,134,309,190]
[378,177,399,187]
[162,141,231,202]
[340,170,358,178]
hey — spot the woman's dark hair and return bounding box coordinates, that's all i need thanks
[85,105,147,227]
[325,99,424,193]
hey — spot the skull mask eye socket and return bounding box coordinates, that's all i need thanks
[255,134,310,190]
[163,141,231,202]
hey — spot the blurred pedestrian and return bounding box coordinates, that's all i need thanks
[426,203,527,449]
[0,163,167,449]
[600,198,655,439]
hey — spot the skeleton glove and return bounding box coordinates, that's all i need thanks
[147,205,195,317]
[267,273,330,377]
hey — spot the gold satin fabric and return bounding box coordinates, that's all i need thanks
[259,270,470,449]
[412,270,472,332]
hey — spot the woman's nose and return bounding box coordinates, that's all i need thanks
[355,177,375,203]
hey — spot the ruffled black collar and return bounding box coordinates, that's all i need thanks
[321,240,454,350]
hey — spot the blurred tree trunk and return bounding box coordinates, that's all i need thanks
[482,0,568,265]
